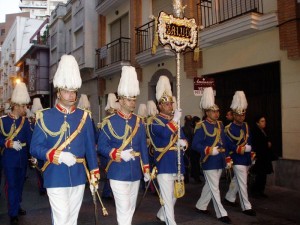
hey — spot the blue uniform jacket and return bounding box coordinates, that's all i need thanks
[192,120,228,170]
[147,114,185,174]
[225,122,252,166]
[97,112,149,181]
[30,106,99,188]
[0,114,32,169]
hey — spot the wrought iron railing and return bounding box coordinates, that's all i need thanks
[135,20,155,54]
[198,0,263,28]
[95,37,131,69]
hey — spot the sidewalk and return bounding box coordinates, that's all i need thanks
[0,168,299,225]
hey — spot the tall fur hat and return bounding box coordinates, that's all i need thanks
[31,98,43,114]
[53,55,82,90]
[117,66,140,99]
[77,94,90,110]
[200,87,219,111]
[137,104,147,118]
[105,93,120,112]
[11,82,30,105]
[147,100,158,116]
[156,76,173,104]
[230,91,248,115]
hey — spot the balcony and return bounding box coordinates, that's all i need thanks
[95,37,131,77]
[135,20,174,67]
[198,0,278,47]
[96,0,125,16]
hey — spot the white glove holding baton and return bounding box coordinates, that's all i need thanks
[245,144,252,152]
[13,141,22,151]
[58,152,76,167]
[211,146,219,155]
[144,173,150,182]
[173,109,182,123]
[121,148,135,162]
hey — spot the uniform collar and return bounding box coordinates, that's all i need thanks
[8,112,19,120]
[56,103,76,114]
[158,113,172,120]
[117,110,132,120]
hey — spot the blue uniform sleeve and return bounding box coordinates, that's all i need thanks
[139,120,149,167]
[30,119,49,161]
[192,127,206,155]
[97,124,113,158]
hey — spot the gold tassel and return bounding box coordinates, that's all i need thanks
[152,17,158,55]
[193,47,200,62]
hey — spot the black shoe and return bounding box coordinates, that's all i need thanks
[195,208,210,214]
[218,216,232,224]
[223,199,237,207]
[18,208,26,215]
[10,216,18,225]
[242,209,256,216]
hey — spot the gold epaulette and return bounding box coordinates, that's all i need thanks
[194,121,204,132]
[148,116,165,127]
[100,113,115,129]
[81,108,92,119]
[35,108,50,121]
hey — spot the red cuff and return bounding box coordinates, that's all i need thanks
[5,140,12,148]
[166,121,178,133]
[110,148,118,160]
[226,156,232,164]
[251,151,256,160]
[48,149,56,163]
[236,145,245,154]
[205,146,211,155]
[143,164,150,173]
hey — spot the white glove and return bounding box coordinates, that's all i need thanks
[58,152,76,167]
[212,146,219,155]
[13,141,22,151]
[178,139,187,149]
[173,109,182,123]
[252,159,256,165]
[90,184,98,194]
[144,173,150,182]
[121,149,135,162]
[245,144,252,152]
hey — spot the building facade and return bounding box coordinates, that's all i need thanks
[94,0,300,191]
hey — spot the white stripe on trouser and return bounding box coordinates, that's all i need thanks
[225,165,252,210]
[196,169,228,218]
[110,179,140,225]
[157,174,177,225]
[47,184,85,225]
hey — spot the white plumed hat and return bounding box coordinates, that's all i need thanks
[77,94,90,110]
[200,87,219,111]
[53,55,82,90]
[230,91,248,115]
[105,93,120,112]
[147,100,158,116]
[156,76,173,103]
[31,98,43,114]
[117,66,140,99]
[11,82,30,105]
[137,104,147,118]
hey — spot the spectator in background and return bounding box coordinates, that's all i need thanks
[224,110,233,126]
[250,115,273,198]
[182,115,193,183]
[190,116,202,183]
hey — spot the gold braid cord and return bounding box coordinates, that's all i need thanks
[225,122,249,146]
[0,118,16,137]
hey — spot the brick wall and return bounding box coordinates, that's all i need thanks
[278,0,300,60]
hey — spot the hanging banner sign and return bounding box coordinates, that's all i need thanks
[194,77,215,96]
[158,11,198,52]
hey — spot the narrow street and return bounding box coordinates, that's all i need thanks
[0,168,299,225]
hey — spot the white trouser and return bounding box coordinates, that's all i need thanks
[225,165,252,210]
[157,174,177,225]
[110,179,140,225]
[196,169,228,218]
[47,184,85,225]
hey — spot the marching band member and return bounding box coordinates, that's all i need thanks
[192,87,232,224]
[97,66,150,225]
[30,55,100,225]
[0,82,32,225]
[224,91,256,216]
[147,75,187,225]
